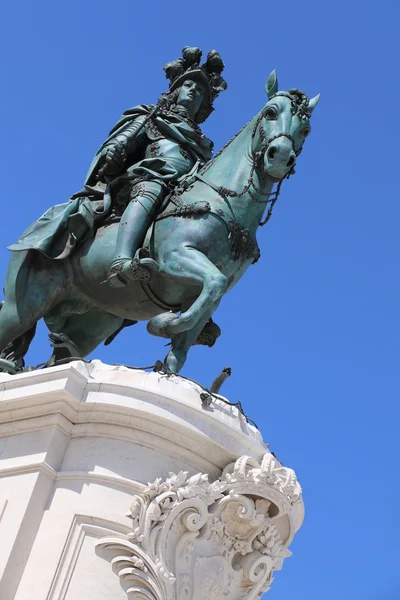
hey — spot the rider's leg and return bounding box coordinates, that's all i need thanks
[107,180,165,287]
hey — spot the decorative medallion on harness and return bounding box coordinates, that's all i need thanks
[228,222,260,263]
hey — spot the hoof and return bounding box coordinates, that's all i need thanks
[153,360,173,375]
[195,319,221,347]
[147,312,180,338]
[0,358,18,374]
[48,333,80,357]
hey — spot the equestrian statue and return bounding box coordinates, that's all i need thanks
[0,47,319,374]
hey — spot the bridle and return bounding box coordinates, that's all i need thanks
[196,91,309,227]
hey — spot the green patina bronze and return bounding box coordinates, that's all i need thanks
[0,48,319,374]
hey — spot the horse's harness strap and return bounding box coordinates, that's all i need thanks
[155,113,299,242]
[140,279,181,312]
[262,132,302,157]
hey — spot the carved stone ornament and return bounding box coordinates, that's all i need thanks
[96,454,303,600]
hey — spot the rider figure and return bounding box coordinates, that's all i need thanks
[8,47,227,291]
[85,47,227,287]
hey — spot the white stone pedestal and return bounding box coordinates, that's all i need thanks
[0,360,303,600]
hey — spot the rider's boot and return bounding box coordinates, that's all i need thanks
[106,182,162,287]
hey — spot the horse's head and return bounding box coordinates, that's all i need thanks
[253,70,320,181]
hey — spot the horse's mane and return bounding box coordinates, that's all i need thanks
[200,117,253,175]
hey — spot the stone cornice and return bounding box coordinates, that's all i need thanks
[0,460,145,494]
[0,361,266,472]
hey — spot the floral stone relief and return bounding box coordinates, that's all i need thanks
[96,453,303,600]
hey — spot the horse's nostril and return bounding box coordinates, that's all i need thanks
[268,146,278,160]
[287,156,295,167]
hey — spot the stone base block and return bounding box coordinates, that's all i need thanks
[0,360,303,600]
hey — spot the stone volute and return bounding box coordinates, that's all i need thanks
[0,360,303,599]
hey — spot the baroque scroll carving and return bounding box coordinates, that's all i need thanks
[96,454,302,600]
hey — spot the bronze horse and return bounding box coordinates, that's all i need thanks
[0,72,319,373]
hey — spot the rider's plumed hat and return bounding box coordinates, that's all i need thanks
[163,47,227,123]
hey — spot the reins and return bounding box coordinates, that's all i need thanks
[196,108,300,227]
[159,91,310,231]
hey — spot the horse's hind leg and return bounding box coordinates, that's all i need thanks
[0,252,63,371]
[148,246,227,339]
[0,299,43,372]
[0,305,36,371]
[45,310,124,365]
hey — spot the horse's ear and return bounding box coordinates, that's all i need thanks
[307,94,320,113]
[265,70,278,98]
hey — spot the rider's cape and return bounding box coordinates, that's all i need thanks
[8,105,213,259]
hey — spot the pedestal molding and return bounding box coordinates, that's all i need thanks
[0,361,266,471]
[0,461,57,481]
[47,515,132,600]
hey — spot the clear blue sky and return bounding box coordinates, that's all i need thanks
[1,1,399,598]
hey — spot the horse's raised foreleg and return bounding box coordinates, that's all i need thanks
[147,246,227,339]
[164,300,221,373]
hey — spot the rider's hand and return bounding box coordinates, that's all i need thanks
[97,143,126,181]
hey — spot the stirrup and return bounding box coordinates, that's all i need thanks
[105,250,159,288]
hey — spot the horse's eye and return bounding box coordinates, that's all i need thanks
[265,107,278,120]
[302,128,310,137]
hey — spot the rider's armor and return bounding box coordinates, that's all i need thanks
[96,112,204,287]
[92,48,227,287]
